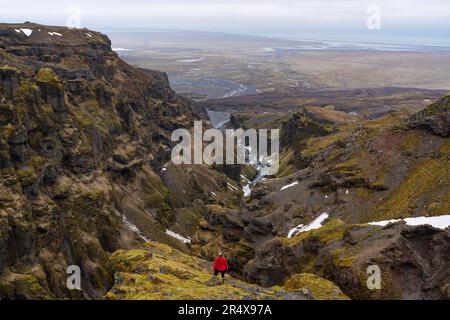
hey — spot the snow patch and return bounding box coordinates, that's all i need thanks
[122,215,150,242]
[166,229,191,244]
[227,182,239,192]
[288,212,329,238]
[259,47,276,52]
[242,184,252,197]
[20,28,33,37]
[48,32,62,37]
[112,48,132,52]
[280,181,298,191]
[214,119,230,129]
[14,29,21,33]
[85,33,93,38]
[369,215,450,230]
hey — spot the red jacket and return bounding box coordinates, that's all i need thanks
[213,256,228,272]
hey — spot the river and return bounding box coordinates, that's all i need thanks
[206,109,273,197]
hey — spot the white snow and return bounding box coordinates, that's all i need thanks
[259,47,276,52]
[20,28,33,37]
[166,229,191,244]
[346,190,349,195]
[369,215,450,230]
[280,181,298,191]
[288,212,329,238]
[112,48,132,52]
[243,184,252,197]
[14,29,21,33]
[227,182,239,191]
[48,32,62,36]
[85,33,93,38]
[122,214,150,242]
[215,119,230,129]
[161,167,167,172]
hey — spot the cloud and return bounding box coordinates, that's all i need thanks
[1,0,448,39]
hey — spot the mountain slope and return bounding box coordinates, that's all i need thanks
[188,98,450,299]
[0,23,202,299]
[106,241,350,300]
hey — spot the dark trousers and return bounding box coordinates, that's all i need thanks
[214,270,226,278]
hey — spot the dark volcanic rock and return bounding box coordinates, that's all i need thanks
[409,95,450,137]
[0,23,198,299]
[244,222,450,300]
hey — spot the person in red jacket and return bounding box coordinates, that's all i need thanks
[213,252,228,283]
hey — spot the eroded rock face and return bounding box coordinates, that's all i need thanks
[0,23,198,299]
[409,95,450,137]
[244,221,450,300]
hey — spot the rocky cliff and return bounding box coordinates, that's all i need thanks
[0,22,204,299]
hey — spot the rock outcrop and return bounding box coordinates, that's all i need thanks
[106,241,344,300]
[244,221,450,299]
[409,95,450,137]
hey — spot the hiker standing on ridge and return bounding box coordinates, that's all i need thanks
[213,252,228,283]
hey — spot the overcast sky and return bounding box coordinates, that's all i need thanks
[1,0,449,45]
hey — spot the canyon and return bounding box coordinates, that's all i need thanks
[0,23,449,300]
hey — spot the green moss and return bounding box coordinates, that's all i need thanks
[41,104,54,114]
[302,133,344,157]
[440,140,450,154]
[241,165,258,181]
[0,64,18,72]
[283,219,346,246]
[30,156,48,169]
[18,80,39,99]
[0,270,53,300]
[106,242,300,300]
[70,104,95,127]
[36,68,61,87]
[0,167,15,176]
[80,99,100,115]
[370,156,450,221]
[330,247,355,268]
[331,158,361,176]
[277,149,296,178]
[78,132,93,153]
[0,49,14,60]
[401,130,422,152]
[16,166,35,179]
[284,273,350,300]
[2,124,15,139]
[206,204,227,216]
